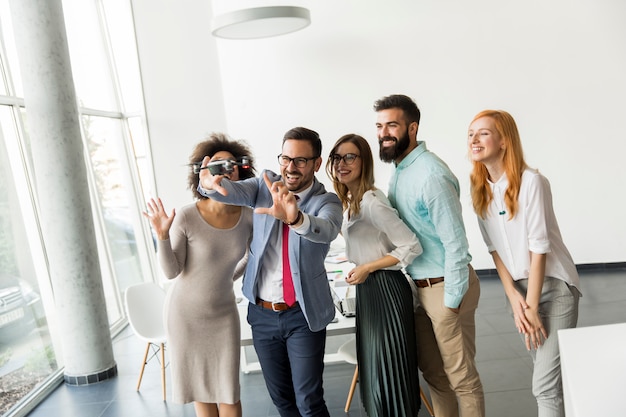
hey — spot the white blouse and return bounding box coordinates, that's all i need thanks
[343,189,422,269]
[478,169,580,289]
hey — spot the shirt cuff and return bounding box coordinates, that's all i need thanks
[529,240,550,254]
[197,184,216,198]
[290,212,310,233]
[444,292,463,309]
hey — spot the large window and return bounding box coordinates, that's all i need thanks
[63,0,157,328]
[82,115,153,325]
[0,107,57,416]
[0,0,155,414]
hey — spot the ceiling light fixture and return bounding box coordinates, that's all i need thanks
[211,6,311,40]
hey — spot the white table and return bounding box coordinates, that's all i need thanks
[558,322,626,417]
[238,302,356,373]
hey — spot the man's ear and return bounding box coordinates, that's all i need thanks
[314,156,322,172]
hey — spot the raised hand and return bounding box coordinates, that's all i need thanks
[254,171,300,224]
[198,156,229,196]
[143,197,175,240]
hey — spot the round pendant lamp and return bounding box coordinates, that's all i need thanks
[211,6,311,40]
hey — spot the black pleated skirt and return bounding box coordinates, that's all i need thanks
[356,269,421,417]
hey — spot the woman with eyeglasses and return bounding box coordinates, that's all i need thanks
[326,134,423,417]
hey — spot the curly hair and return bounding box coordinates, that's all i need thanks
[187,132,256,200]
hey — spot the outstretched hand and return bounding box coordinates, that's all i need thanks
[143,197,175,240]
[254,172,300,224]
[198,156,229,196]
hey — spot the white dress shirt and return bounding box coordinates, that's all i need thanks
[257,184,313,303]
[477,169,580,289]
[343,189,422,269]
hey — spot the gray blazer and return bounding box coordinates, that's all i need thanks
[200,170,343,331]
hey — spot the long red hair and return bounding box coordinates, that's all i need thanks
[469,110,527,220]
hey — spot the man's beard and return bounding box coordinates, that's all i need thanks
[379,130,410,163]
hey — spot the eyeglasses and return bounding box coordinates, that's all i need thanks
[277,154,318,168]
[331,153,360,165]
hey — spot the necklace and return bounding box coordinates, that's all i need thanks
[492,184,507,216]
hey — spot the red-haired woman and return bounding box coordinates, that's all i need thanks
[468,110,581,417]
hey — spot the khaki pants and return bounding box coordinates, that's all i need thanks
[415,267,485,417]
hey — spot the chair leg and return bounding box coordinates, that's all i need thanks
[160,343,166,402]
[343,364,433,415]
[420,385,435,416]
[136,342,151,391]
[345,365,359,412]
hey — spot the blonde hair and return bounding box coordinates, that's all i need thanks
[469,110,527,219]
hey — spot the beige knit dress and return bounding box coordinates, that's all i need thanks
[157,203,253,404]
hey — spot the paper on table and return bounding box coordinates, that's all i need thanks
[326,270,343,281]
[325,255,348,264]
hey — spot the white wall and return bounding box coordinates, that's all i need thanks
[131,0,228,209]
[133,0,626,269]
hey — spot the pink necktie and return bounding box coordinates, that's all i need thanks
[282,222,296,306]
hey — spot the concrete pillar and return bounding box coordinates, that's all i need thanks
[8,0,116,384]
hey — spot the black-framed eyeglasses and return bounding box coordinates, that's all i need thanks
[331,153,360,165]
[277,154,318,168]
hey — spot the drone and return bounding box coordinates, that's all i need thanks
[190,156,251,175]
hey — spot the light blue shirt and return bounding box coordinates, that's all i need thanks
[387,141,472,308]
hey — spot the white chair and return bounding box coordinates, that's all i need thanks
[124,282,168,401]
[337,337,435,416]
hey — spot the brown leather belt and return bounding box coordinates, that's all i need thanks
[256,298,298,312]
[414,277,444,288]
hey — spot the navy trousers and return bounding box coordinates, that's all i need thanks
[248,302,330,417]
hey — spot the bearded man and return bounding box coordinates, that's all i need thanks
[374,94,485,417]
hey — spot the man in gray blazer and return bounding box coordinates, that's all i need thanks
[198,127,342,417]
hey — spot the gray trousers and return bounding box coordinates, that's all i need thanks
[513,276,580,417]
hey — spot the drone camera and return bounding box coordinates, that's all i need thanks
[191,157,250,175]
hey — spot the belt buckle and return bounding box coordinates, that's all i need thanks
[427,277,441,286]
[271,302,281,312]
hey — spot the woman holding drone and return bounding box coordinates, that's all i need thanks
[144,133,256,417]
